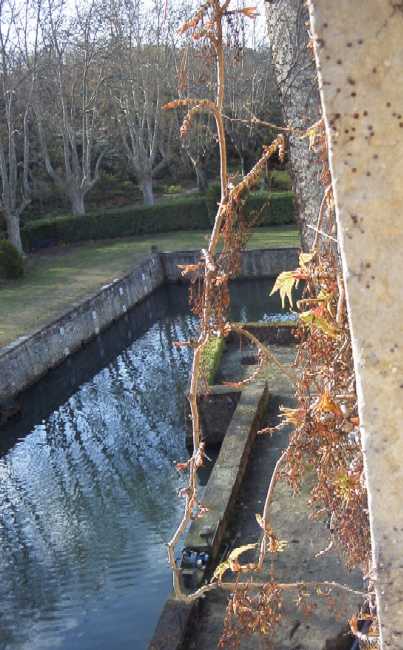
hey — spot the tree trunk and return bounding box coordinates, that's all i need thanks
[265,0,322,251]
[141,176,155,206]
[195,163,208,193]
[6,212,24,255]
[69,189,86,216]
[239,153,246,178]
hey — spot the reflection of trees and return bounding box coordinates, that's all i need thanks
[0,306,199,649]
[0,280,278,648]
[0,288,171,454]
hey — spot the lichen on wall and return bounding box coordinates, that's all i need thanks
[308,2,403,648]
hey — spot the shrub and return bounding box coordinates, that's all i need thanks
[269,169,292,191]
[22,195,209,251]
[247,190,295,226]
[22,191,295,251]
[205,180,229,221]
[164,184,183,195]
[0,240,24,279]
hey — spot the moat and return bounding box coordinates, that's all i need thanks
[0,280,287,650]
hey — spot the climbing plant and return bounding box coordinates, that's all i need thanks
[164,2,378,647]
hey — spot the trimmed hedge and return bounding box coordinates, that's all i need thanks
[247,190,294,226]
[206,181,294,226]
[22,191,294,251]
[270,169,292,192]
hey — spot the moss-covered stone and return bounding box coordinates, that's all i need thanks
[200,335,225,385]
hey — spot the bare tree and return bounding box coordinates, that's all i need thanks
[225,45,279,176]
[104,0,182,206]
[0,0,39,253]
[34,0,106,216]
[175,42,216,192]
[265,0,322,250]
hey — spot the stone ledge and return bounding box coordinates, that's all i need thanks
[148,598,199,650]
[149,382,269,650]
[184,382,269,558]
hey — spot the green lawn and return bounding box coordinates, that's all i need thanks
[0,226,300,348]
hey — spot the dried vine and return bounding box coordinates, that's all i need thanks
[163,1,286,603]
[164,2,377,648]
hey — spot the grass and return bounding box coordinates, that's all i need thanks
[0,226,300,348]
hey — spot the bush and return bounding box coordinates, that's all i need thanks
[269,169,292,192]
[22,190,295,251]
[205,181,221,219]
[0,240,24,279]
[164,184,183,195]
[247,190,295,226]
[22,195,209,251]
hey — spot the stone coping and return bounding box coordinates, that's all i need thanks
[149,382,269,650]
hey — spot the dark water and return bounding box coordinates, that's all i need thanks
[0,279,286,650]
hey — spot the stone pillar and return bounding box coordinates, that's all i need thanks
[307,2,403,648]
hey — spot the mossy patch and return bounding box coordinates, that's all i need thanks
[201,336,225,384]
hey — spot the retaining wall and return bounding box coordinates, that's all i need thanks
[0,247,298,403]
[0,254,164,403]
[160,247,298,282]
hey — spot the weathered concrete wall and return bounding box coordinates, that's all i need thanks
[150,382,269,650]
[308,3,403,647]
[184,382,269,559]
[185,386,242,450]
[0,247,299,404]
[0,254,165,402]
[160,247,299,283]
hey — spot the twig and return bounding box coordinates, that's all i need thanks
[312,184,332,249]
[258,450,287,569]
[308,223,337,244]
[172,577,367,604]
[222,113,295,134]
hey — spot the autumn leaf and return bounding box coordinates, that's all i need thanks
[334,471,357,502]
[212,560,231,582]
[212,544,257,582]
[228,543,256,562]
[177,263,201,276]
[175,461,189,472]
[255,516,288,552]
[314,390,343,417]
[255,513,265,529]
[316,289,335,316]
[279,406,304,426]
[240,6,258,19]
[299,252,315,268]
[299,310,339,338]
[270,271,299,308]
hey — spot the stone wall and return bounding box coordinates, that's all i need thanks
[0,254,165,403]
[160,247,299,283]
[0,247,299,403]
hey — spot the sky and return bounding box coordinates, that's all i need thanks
[161,0,268,47]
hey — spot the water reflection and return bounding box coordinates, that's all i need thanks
[0,278,287,650]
